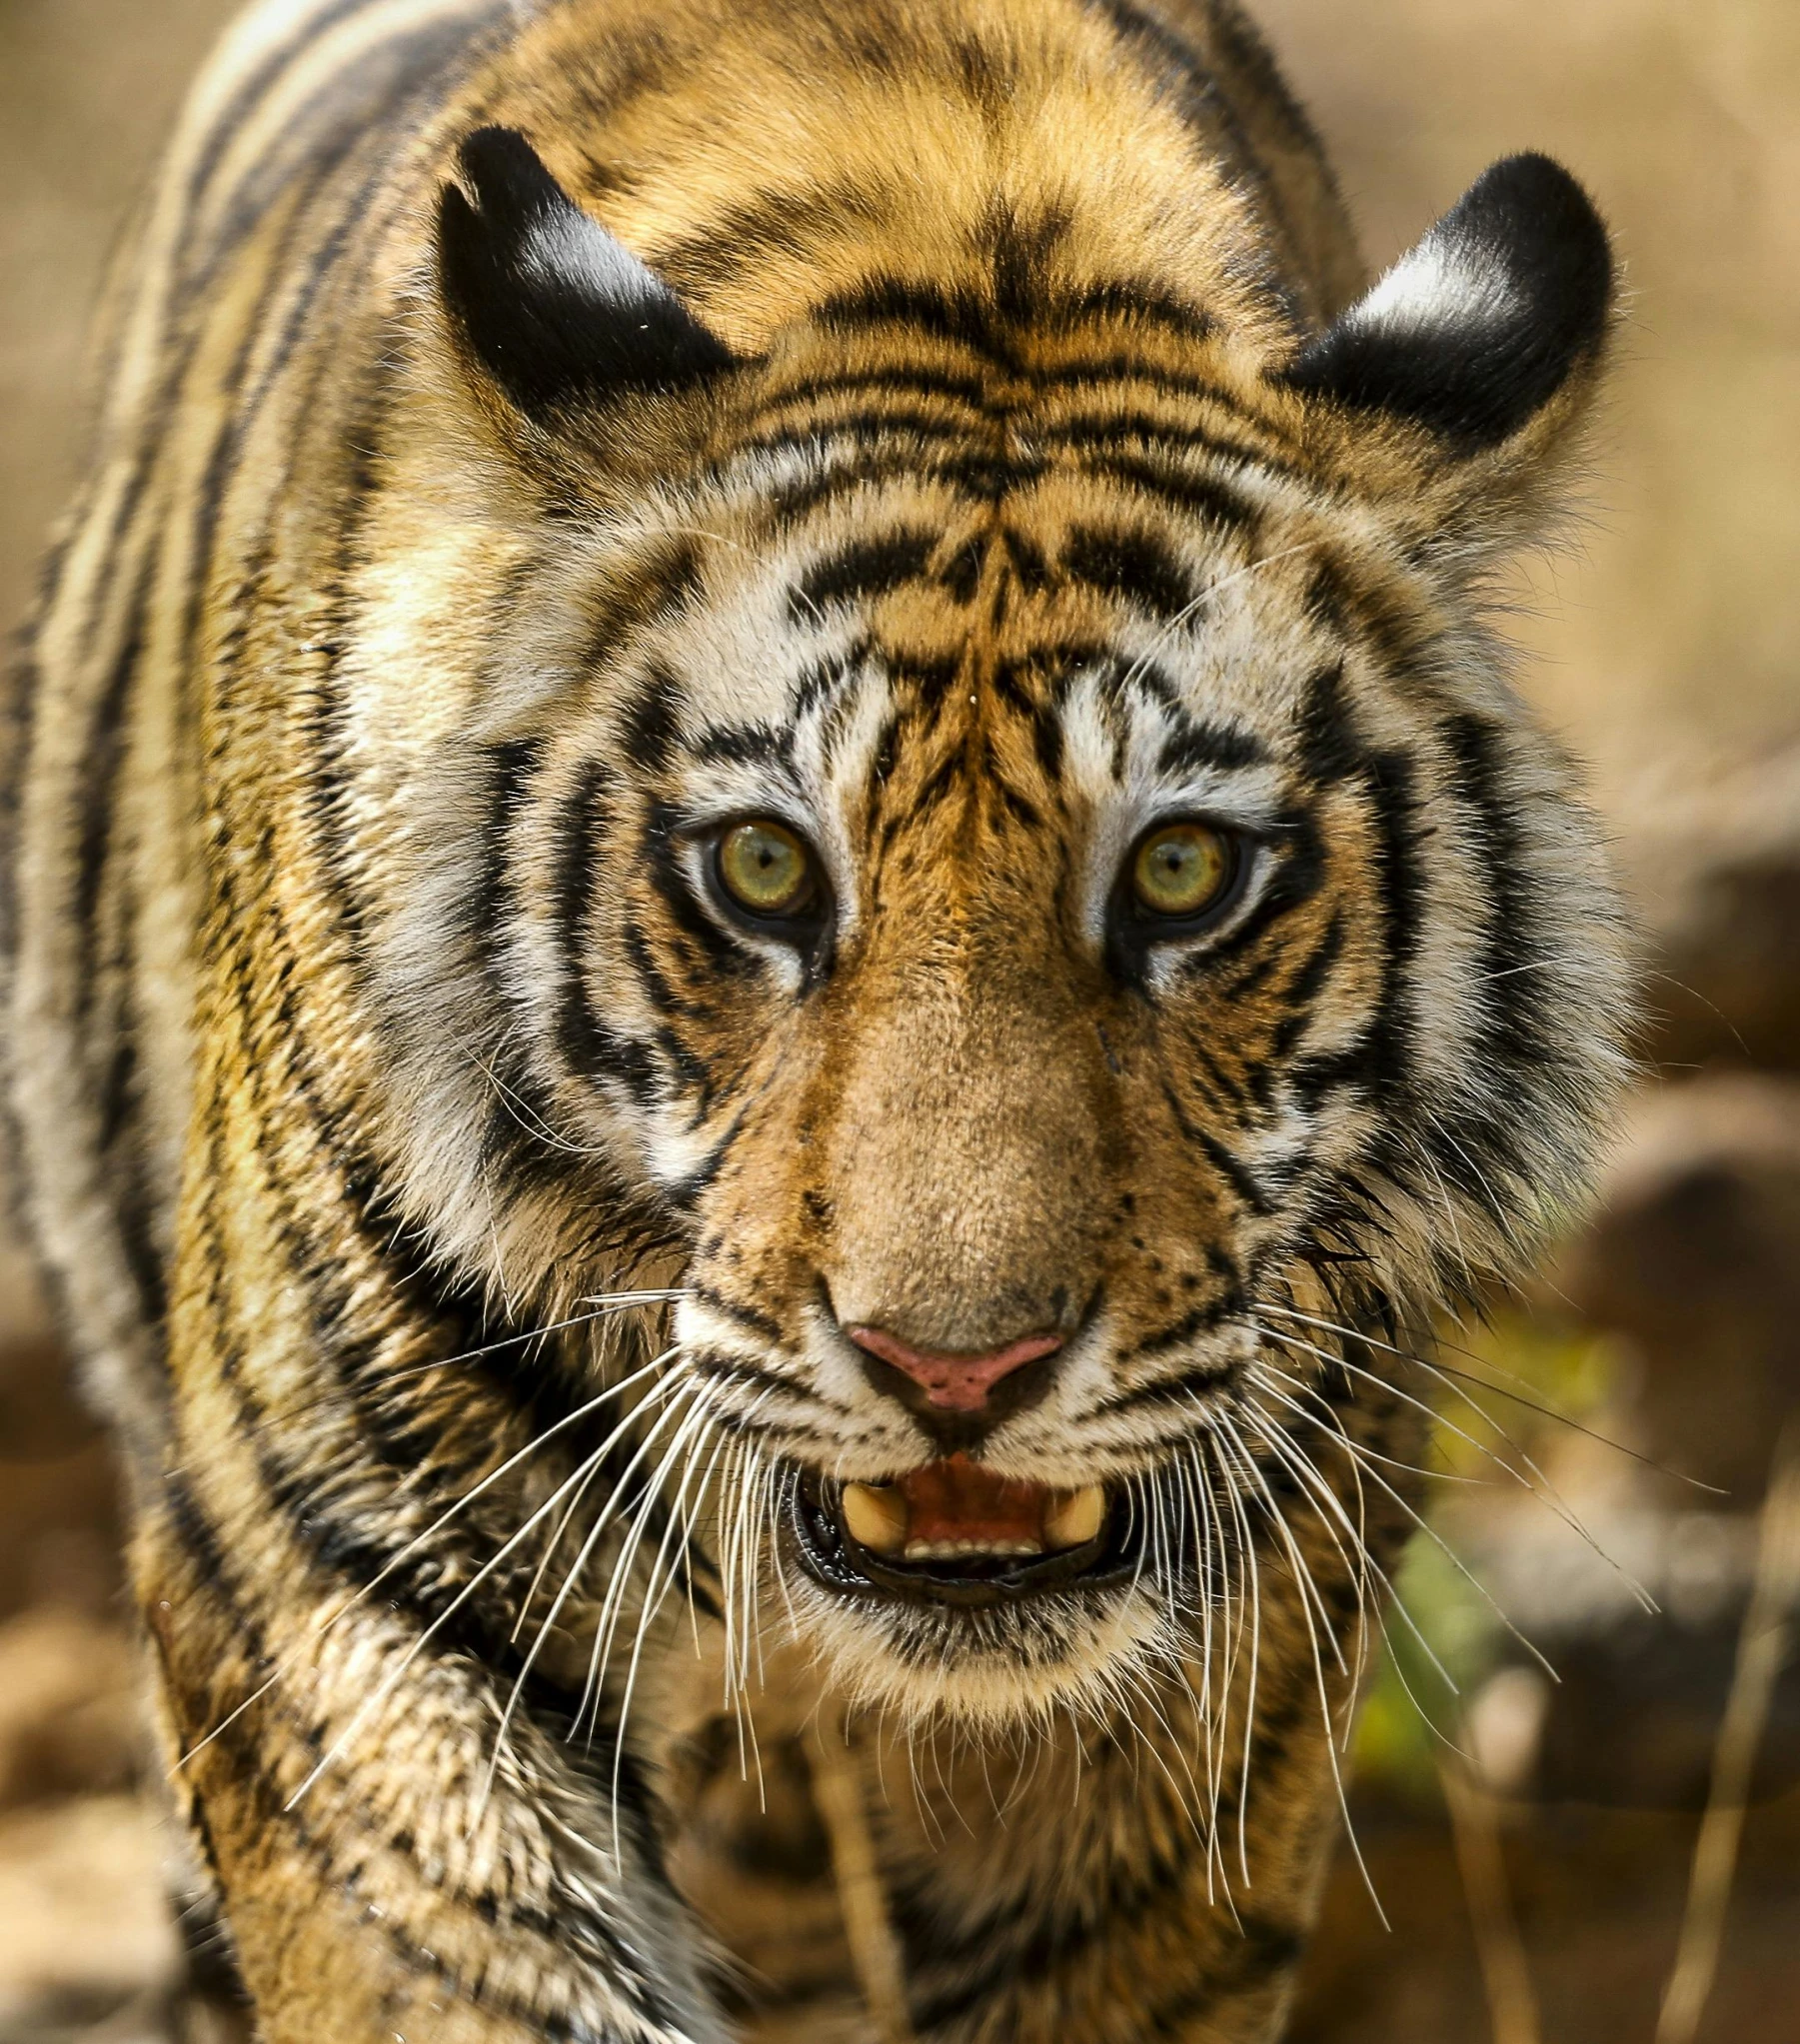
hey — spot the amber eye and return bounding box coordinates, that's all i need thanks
[1130,822,1237,921]
[716,819,816,918]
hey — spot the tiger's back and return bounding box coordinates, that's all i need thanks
[3,3,1629,2039]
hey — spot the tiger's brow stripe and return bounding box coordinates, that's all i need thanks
[794,530,940,616]
[751,363,998,418]
[1157,720,1269,774]
[1062,522,1195,621]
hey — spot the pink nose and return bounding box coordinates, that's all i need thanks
[846,1325,1065,1413]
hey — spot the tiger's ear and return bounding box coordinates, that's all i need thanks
[1280,153,1614,456]
[437,126,734,418]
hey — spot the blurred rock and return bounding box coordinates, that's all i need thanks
[1561,1074,1800,1504]
[0,1333,121,1626]
[1464,1507,1800,1808]
[1289,1785,1800,2044]
[0,1232,54,1364]
[0,1795,179,2039]
[0,1610,139,1813]
[1619,742,1800,1076]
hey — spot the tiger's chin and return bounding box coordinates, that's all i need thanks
[779,1462,1179,1726]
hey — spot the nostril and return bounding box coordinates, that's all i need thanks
[846,1325,1064,1413]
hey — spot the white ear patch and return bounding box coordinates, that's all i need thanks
[1349,234,1522,345]
[520,208,658,305]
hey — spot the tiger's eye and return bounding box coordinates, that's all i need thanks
[1131,822,1235,920]
[717,820,815,917]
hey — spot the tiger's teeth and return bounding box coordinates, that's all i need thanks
[1043,1485,1106,1551]
[841,1482,908,1555]
[900,1537,1045,1563]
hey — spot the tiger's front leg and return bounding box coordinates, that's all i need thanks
[138,1501,724,2044]
[136,1050,727,2044]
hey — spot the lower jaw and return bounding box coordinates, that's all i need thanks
[786,1467,1140,1609]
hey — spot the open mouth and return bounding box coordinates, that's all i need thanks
[789,1454,1136,1606]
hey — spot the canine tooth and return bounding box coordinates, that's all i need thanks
[842,1482,907,1555]
[1043,1485,1105,1551]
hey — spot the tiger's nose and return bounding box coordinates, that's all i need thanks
[846,1325,1064,1414]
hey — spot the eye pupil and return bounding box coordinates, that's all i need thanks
[1130,823,1235,920]
[718,820,815,917]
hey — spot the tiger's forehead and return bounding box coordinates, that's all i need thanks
[623,310,1401,746]
[647,452,1347,783]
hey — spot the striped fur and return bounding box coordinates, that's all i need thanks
[2,1,1631,2038]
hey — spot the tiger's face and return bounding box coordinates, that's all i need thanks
[548,456,1357,1716]
[359,131,1629,1723]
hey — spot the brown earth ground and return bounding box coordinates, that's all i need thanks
[3,2,1799,2040]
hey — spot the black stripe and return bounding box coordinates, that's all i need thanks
[759,449,938,529]
[1157,718,1267,774]
[938,533,987,605]
[690,1284,784,1343]
[1033,353,1255,416]
[654,178,891,296]
[753,362,994,419]
[552,765,658,1105]
[1267,913,1345,1061]
[935,445,1048,502]
[743,406,971,466]
[69,551,155,1027]
[693,722,795,768]
[1053,411,1292,481]
[468,736,544,951]
[1198,1123,1275,1216]
[1306,555,1442,705]
[1295,661,1360,784]
[1360,749,1425,1109]
[179,0,394,224]
[816,276,1023,366]
[1438,712,1546,1066]
[794,529,936,617]
[1288,1038,1371,1112]
[1062,522,1194,621]
[900,1823,1205,2030]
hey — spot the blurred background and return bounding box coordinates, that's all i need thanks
[2,1,1798,2039]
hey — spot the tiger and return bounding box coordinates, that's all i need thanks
[0,0,1634,2037]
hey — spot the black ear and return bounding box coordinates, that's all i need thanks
[437,126,734,417]
[1280,154,1613,453]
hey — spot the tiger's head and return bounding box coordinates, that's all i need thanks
[352,113,1629,1725]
